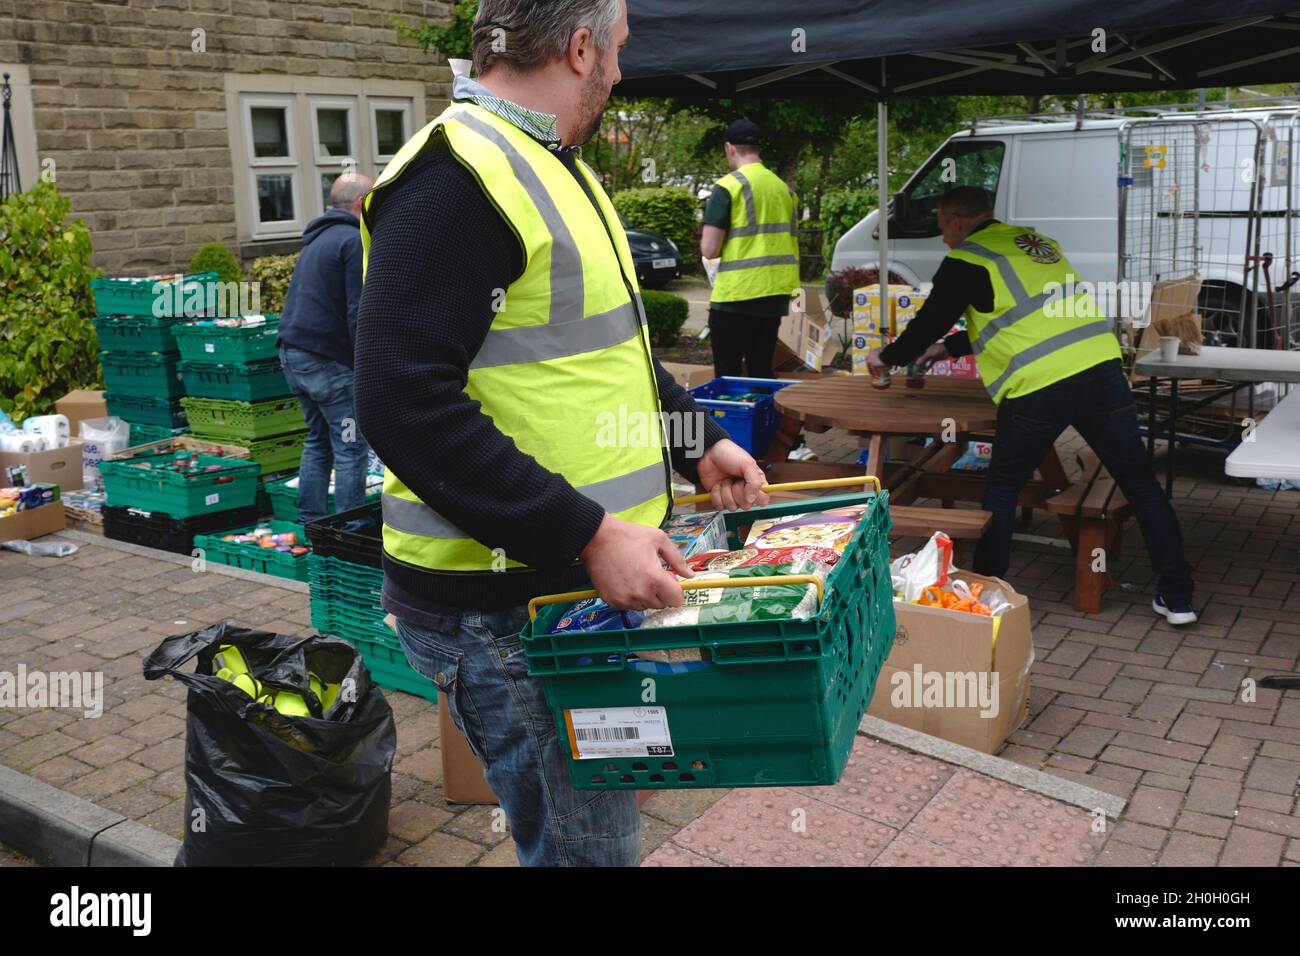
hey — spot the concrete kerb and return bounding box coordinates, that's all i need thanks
[859,716,1129,820]
[0,765,177,867]
[54,529,309,593]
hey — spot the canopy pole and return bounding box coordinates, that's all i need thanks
[877,61,890,353]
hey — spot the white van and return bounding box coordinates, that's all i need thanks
[831,103,1300,349]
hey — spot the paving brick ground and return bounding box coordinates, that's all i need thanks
[0,424,1296,866]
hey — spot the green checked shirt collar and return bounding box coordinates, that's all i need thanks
[452,74,563,151]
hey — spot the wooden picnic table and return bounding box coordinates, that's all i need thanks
[767,374,1073,511]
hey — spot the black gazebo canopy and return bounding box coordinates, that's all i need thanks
[617,2,1300,99]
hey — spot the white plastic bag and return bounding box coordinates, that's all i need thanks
[2,539,78,557]
[79,416,130,487]
[890,531,953,603]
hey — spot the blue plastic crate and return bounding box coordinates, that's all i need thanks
[688,377,798,456]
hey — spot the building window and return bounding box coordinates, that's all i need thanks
[370,99,412,164]
[229,79,422,243]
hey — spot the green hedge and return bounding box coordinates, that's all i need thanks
[189,242,243,285]
[0,181,101,420]
[246,253,299,315]
[821,188,878,271]
[612,186,698,272]
[641,289,688,347]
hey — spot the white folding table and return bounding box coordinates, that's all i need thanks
[1133,346,1300,494]
[1224,388,1300,480]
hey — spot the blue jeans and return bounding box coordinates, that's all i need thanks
[972,359,1194,604]
[393,608,641,867]
[279,346,370,524]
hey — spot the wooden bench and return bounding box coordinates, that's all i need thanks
[1045,451,1132,613]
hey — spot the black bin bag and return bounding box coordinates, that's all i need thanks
[143,621,396,867]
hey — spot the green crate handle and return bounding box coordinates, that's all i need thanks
[526,574,824,622]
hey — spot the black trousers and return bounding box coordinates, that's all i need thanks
[971,359,1194,603]
[708,310,782,379]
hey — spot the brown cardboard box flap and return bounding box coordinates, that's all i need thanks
[0,500,67,541]
[54,390,108,436]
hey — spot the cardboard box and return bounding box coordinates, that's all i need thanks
[1142,276,1202,329]
[437,693,500,805]
[0,500,67,541]
[661,362,715,391]
[868,570,1034,753]
[0,439,84,491]
[776,286,838,372]
[54,390,108,436]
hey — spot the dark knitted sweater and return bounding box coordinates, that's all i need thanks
[355,139,727,614]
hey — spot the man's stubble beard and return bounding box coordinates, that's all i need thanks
[574,61,609,146]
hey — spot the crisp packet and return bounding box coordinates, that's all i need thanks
[641,564,821,630]
[688,545,841,575]
[743,504,868,553]
[548,597,644,634]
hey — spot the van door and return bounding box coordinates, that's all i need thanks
[892,137,1010,284]
[1008,131,1119,288]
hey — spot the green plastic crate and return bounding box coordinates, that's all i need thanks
[99,452,261,517]
[125,423,189,446]
[93,314,190,352]
[178,359,292,402]
[195,519,311,582]
[352,637,437,702]
[266,477,381,521]
[173,317,282,364]
[99,350,185,399]
[214,431,307,475]
[91,272,221,318]
[520,491,895,792]
[180,396,304,442]
[104,392,188,429]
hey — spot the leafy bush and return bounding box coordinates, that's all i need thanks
[641,289,688,347]
[823,265,907,319]
[188,242,243,285]
[613,186,698,272]
[0,181,101,420]
[247,253,299,315]
[821,188,878,271]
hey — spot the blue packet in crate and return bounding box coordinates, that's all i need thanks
[662,509,727,557]
[549,597,645,635]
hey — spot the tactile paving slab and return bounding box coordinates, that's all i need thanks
[870,833,983,867]
[670,787,899,866]
[641,843,723,867]
[903,770,1107,866]
[805,735,957,828]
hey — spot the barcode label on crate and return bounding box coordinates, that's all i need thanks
[564,707,673,760]
[205,343,215,353]
[205,493,220,506]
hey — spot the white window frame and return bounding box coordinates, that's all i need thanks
[243,95,297,167]
[369,98,413,166]
[226,75,425,246]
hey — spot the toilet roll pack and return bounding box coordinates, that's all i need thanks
[0,409,72,454]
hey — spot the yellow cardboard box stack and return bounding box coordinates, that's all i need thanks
[851,285,928,374]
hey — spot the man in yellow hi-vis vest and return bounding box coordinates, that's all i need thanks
[867,186,1195,624]
[353,0,768,868]
[700,119,801,378]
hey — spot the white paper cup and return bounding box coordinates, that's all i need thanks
[1159,336,1180,361]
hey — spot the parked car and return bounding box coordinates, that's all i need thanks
[619,214,681,289]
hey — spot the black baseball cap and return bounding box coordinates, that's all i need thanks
[724,119,762,146]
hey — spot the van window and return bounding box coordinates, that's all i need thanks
[897,140,1006,237]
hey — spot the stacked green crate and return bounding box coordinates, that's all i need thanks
[175,316,306,477]
[194,520,312,582]
[91,273,220,438]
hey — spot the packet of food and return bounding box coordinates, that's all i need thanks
[743,504,869,554]
[547,597,645,634]
[641,563,821,630]
[662,509,728,557]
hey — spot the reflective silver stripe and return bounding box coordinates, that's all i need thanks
[971,290,1055,355]
[731,169,757,227]
[470,300,641,369]
[716,254,798,272]
[383,461,668,540]
[633,291,648,327]
[958,240,1030,302]
[727,221,794,239]
[454,110,584,342]
[984,320,1114,399]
